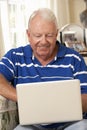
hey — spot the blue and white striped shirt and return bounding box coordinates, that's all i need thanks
[0,41,87,94]
[0,41,87,127]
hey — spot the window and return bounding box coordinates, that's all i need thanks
[0,0,59,53]
[8,0,50,48]
[0,0,50,52]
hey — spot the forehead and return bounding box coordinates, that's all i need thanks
[29,15,57,32]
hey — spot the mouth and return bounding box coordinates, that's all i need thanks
[38,45,50,48]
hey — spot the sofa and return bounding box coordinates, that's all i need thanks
[0,95,19,130]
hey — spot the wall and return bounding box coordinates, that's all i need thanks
[68,0,86,26]
[57,0,86,28]
[57,0,70,28]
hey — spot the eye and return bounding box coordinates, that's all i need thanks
[34,34,42,38]
[47,34,54,38]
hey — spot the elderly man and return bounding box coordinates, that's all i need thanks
[0,8,87,130]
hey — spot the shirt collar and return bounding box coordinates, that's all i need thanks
[55,41,67,59]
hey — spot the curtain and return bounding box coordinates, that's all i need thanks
[0,1,5,58]
[0,16,5,59]
[0,0,12,57]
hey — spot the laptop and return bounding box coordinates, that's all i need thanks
[16,79,83,125]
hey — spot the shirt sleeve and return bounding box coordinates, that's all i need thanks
[0,49,16,82]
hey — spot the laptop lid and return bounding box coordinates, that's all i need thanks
[16,79,83,125]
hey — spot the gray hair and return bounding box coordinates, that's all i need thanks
[28,8,58,30]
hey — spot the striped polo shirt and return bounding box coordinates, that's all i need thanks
[0,41,87,94]
[0,41,87,127]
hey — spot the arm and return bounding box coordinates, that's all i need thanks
[0,74,17,102]
[82,94,87,112]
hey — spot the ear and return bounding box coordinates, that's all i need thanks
[26,29,31,40]
[56,29,58,37]
[26,29,30,37]
[26,29,30,42]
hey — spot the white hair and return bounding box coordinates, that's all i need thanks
[28,8,58,29]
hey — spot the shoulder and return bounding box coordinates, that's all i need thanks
[57,41,86,65]
[58,41,83,58]
[4,44,32,57]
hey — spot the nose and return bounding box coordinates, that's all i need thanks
[41,35,47,43]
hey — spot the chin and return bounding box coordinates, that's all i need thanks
[37,53,48,57]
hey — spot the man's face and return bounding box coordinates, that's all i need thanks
[27,15,58,60]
